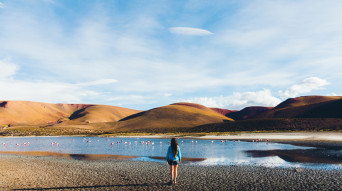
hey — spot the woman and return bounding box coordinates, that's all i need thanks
[166,138,181,184]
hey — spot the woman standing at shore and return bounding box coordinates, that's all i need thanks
[166,138,182,184]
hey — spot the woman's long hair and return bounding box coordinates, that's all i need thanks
[171,138,178,157]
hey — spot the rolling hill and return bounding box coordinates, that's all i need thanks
[68,105,141,123]
[0,101,140,125]
[210,108,237,116]
[114,102,234,132]
[190,96,342,133]
[257,96,342,118]
[226,106,273,120]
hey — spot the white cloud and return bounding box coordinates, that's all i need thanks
[0,60,107,103]
[0,79,98,103]
[183,89,282,110]
[77,79,118,86]
[327,93,338,96]
[278,77,330,98]
[0,59,18,79]
[169,27,213,36]
[218,28,277,47]
[105,95,158,107]
[0,2,4,8]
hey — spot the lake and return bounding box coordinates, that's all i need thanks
[1,136,342,170]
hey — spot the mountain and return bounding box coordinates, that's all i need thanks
[0,101,140,125]
[68,105,141,123]
[2,95,342,135]
[226,106,273,120]
[210,108,237,116]
[115,102,234,132]
[257,96,342,118]
[190,96,342,133]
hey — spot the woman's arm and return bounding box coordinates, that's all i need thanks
[178,147,181,162]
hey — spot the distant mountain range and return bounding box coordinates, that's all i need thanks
[191,96,342,132]
[1,95,342,135]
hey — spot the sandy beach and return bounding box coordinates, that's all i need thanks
[1,154,342,191]
[196,132,342,142]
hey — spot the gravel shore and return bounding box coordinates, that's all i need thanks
[1,154,342,191]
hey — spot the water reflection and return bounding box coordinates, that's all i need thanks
[245,149,342,164]
[0,136,341,169]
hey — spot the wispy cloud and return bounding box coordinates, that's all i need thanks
[77,79,118,86]
[169,27,213,36]
[279,77,330,98]
[0,2,4,8]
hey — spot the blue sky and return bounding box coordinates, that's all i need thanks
[0,0,341,110]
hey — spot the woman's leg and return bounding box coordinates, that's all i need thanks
[173,164,178,183]
[169,165,174,183]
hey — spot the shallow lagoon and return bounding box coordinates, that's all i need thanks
[1,136,342,169]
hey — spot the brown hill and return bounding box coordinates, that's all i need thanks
[69,105,141,123]
[115,102,234,132]
[274,96,342,110]
[210,108,237,116]
[257,96,342,118]
[226,106,273,120]
[0,101,139,125]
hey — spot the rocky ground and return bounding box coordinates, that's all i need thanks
[1,154,342,191]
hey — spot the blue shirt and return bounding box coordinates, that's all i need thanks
[166,145,181,162]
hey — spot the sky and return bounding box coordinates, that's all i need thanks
[0,0,341,110]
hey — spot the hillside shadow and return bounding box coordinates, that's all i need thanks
[69,108,87,120]
[0,101,7,107]
[119,111,146,121]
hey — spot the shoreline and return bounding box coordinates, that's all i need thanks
[104,131,342,143]
[2,132,342,144]
[197,132,342,142]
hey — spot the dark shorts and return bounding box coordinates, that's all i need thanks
[168,160,179,165]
